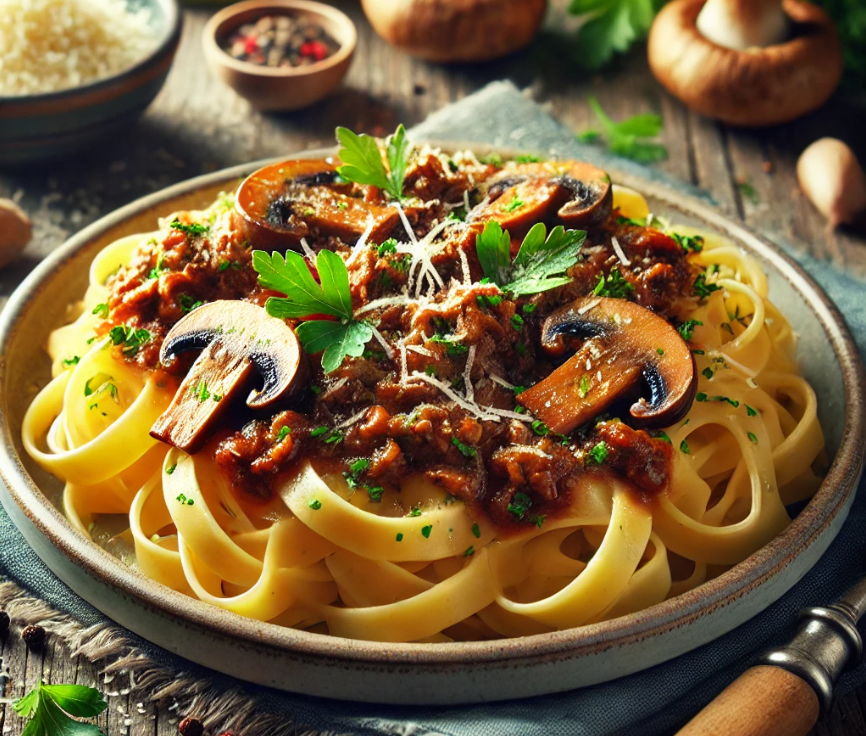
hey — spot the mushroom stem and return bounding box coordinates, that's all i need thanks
[696,0,789,50]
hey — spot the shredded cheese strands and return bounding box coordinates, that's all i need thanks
[24,187,828,642]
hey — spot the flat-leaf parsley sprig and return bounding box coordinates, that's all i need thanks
[578,96,667,163]
[253,249,373,373]
[335,125,412,202]
[14,680,107,736]
[476,221,586,297]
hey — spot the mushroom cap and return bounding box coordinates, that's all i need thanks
[361,0,547,63]
[648,0,843,127]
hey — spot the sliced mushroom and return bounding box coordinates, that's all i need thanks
[235,159,399,250]
[476,161,612,233]
[517,297,697,434]
[150,301,308,454]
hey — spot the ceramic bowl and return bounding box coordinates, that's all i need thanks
[202,0,357,112]
[0,0,182,167]
[0,150,863,705]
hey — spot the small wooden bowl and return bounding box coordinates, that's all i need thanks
[202,0,357,112]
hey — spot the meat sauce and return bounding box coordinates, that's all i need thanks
[103,151,699,530]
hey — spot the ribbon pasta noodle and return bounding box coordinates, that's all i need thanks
[22,159,825,643]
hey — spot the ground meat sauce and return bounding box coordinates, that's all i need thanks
[103,151,700,530]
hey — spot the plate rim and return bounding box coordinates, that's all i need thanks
[0,146,864,670]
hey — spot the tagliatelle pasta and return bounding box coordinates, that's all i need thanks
[22,145,825,643]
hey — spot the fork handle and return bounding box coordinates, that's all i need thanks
[675,665,819,736]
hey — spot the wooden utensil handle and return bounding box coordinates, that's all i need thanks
[676,665,820,736]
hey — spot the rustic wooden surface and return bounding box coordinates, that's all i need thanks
[1,2,865,735]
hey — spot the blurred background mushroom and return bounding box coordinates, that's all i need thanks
[647,0,844,126]
[0,199,32,269]
[797,138,866,229]
[360,0,548,63]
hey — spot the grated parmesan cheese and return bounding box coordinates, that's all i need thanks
[0,0,159,96]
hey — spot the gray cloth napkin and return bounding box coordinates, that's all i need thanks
[2,81,866,736]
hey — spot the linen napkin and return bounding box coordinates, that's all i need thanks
[2,81,865,736]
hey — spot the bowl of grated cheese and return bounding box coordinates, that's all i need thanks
[0,0,182,166]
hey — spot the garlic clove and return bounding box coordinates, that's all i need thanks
[797,138,866,229]
[0,198,32,269]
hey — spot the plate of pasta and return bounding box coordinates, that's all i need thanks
[0,129,863,704]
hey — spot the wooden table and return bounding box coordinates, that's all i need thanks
[1,3,864,735]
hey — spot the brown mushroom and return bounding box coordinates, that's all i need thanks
[150,301,307,454]
[475,161,612,233]
[517,297,697,434]
[360,0,548,63]
[235,159,399,250]
[648,0,843,127]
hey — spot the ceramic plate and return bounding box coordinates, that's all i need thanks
[0,151,864,705]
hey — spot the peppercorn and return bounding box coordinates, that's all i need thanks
[0,611,9,639]
[21,624,45,648]
[178,717,204,736]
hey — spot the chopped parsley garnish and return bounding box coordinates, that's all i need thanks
[343,458,383,501]
[476,220,585,297]
[693,273,722,300]
[429,331,468,356]
[616,216,645,227]
[471,522,481,539]
[578,96,667,163]
[84,374,117,400]
[507,492,532,520]
[671,233,704,253]
[710,395,740,408]
[510,314,525,331]
[746,404,759,417]
[531,420,550,436]
[504,196,525,213]
[91,303,109,318]
[277,426,291,442]
[176,493,194,506]
[178,294,204,313]
[396,532,404,542]
[678,320,703,341]
[748,432,759,444]
[593,268,634,299]
[335,124,410,201]
[13,680,108,736]
[680,439,690,454]
[531,515,546,528]
[702,367,714,380]
[376,238,398,257]
[409,507,422,517]
[587,441,609,465]
[656,348,665,355]
[166,463,177,475]
[253,248,372,373]
[522,303,537,314]
[656,431,672,444]
[109,325,152,357]
[421,524,433,538]
[309,498,322,510]
[61,356,80,368]
[452,436,477,458]
[696,392,707,402]
[514,154,542,163]
[578,374,590,398]
[192,380,210,402]
[170,219,209,238]
[464,546,475,556]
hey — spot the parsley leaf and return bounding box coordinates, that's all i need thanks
[13,681,107,736]
[593,267,634,298]
[678,319,703,342]
[335,125,411,201]
[579,96,667,163]
[170,219,209,238]
[569,0,657,70]
[476,221,585,297]
[253,249,373,373]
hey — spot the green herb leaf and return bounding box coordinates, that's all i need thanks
[254,249,373,373]
[507,492,532,520]
[170,219,209,238]
[678,320,703,342]
[309,498,322,510]
[587,441,609,465]
[452,436,477,458]
[91,303,108,319]
[475,220,512,285]
[13,681,107,736]
[506,224,585,296]
[746,404,759,417]
[693,273,722,300]
[578,96,667,162]
[336,125,411,201]
[421,524,433,538]
[748,432,759,444]
[671,233,705,254]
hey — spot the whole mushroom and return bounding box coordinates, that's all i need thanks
[360,0,548,63]
[0,198,32,269]
[648,0,843,126]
